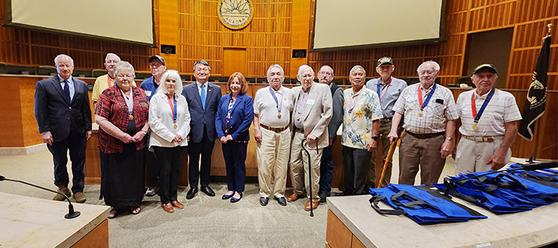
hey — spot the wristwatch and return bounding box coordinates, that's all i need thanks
[446,137,453,141]
[371,136,379,141]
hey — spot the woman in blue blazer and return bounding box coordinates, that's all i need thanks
[215,72,254,203]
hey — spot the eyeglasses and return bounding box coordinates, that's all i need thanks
[117,74,133,79]
[418,70,437,75]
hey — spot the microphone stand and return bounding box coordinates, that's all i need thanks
[0,175,80,219]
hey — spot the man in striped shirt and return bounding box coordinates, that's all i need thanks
[453,64,522,174]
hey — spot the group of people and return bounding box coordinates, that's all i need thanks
[34,53,522,217]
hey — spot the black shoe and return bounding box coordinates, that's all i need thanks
[259,197,269,206]
[334,191,351,196]
[230,193,242,203]
[275,196,287,206]
[186,187,198,199]
[222,192,234,200]
[201,186,215,197]
[319,192,329,203]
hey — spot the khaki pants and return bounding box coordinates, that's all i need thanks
[455,137,510,174]
[398,132,446,186]
[289,131,322,200]
[257,127,291,198]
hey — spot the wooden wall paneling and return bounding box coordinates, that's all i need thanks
[158,0,179,70]
[223,48,247,76]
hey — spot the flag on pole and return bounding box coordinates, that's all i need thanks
[518,35,551,140]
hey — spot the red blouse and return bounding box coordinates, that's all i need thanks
[96,85,149,154]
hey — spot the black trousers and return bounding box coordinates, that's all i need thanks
[153,146,185,204]
[145,131,159,188]
[47,132,86,193]
[342,146,371,195]
[188,129,215,188]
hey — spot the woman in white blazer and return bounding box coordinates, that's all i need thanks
[148,70,191,213]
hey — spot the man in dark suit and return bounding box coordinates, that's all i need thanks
[34,54,92,203]
[182,60,222,199]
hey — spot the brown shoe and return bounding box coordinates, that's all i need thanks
[73,192,86,203]
[287,193,301,202]
[171,200,184,209]
[162,203,174,213]
[53,184,71,201]
[305,201,319,211]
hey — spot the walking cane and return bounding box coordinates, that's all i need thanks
[301,138,317,217]
[376,140,397,188]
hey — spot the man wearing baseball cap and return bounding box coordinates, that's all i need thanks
[453,64,522,173]
[365,57,407,187]
[140,55,167,197]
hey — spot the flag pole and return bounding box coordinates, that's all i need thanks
[526,23,552,163]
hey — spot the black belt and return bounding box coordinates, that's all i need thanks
[380,118,392,123]
[406,131,444,139]
[294,127,304,133]
[260,124,289,133]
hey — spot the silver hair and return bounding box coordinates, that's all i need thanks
[113,61,136,78]
[417,61,440,73]
[193,60,211,71]
[266,64,284,78]
[297,65,314,77]
[54,54,74,66]
[156,70,183,96]
[350,65,366,76]
[318,65,334,76]
[105,53,121,63]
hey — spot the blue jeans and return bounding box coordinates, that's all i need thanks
[319,145,334,195]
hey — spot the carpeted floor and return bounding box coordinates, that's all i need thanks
[0,147,471,247]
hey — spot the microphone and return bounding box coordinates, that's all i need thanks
[0,175,80,219]
[526,143,557,164]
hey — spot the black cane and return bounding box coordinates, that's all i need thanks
[301,138,314,217]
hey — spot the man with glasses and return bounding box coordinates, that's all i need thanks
[140,55,167,197]
[387,61,458,186]
[182,60,221,199]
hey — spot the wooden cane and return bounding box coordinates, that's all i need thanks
[376,141,396,188]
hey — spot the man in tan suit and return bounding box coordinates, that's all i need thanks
[287,65,333,210]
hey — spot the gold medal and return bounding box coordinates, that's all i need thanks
[296,115,300,121]
[277,113,281,118]
[129,114,134,120]
[472,123,478,130]
[174,123,178,129]
[418,111,424,117]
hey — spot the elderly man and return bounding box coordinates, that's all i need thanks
[92,53,128,105]
[253,64,294,206]
[388,61,458,186]
[454,64,522,173]
[365,57,407,188]
[140,55,167,197]
[34,54,92,203]
[341,65,382,195]
[287,65,332,210]
[182,60,222,199]
[317,65,344,202]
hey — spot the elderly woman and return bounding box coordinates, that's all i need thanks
[95,61,149,218]
[215,72,254,203]
[148,70,191,213]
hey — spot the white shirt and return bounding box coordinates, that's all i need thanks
[254,86,294,128]
[148,93,191,149]
[457,89,522,136]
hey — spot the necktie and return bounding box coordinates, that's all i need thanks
[201,84,206,110]
[64,80,71,103]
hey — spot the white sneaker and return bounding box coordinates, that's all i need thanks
[145,187,157,196]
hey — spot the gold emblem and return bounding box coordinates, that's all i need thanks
[277,113,282,119]
[129,114,134,120]
[174,123,178,129]
[418,111,423,117]
[218,0,254,30]
[472,124,478,130]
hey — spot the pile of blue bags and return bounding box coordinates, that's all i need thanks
[369,162,558,224]
[369,184,486,225]
[434,162,558,214]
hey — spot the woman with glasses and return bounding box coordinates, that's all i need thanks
[95,61,149,218]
